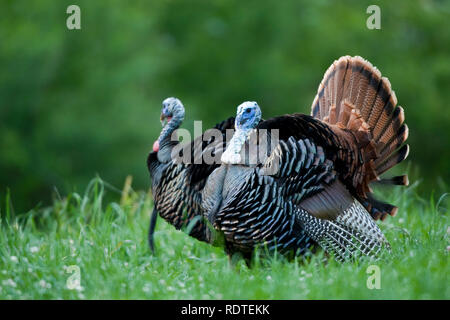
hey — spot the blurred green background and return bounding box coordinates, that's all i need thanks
[1,0,449,212]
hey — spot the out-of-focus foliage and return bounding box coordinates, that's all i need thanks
[0,0,449,211]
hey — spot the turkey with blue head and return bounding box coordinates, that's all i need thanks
[147,97,235,253]
[202,56,409,264]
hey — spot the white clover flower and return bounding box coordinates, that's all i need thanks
[10,256,18,263]
[30,246,39,253]
[142,285,150,293]
[2,279,17,287]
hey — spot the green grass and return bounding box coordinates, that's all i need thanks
[0,177,448,299]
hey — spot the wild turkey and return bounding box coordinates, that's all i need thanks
[202,56,409,263]
[147,97,235,253]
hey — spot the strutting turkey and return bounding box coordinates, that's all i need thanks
[147,97,235,253]
[201,56,409,263]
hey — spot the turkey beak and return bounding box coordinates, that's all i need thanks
[160,113,167,127]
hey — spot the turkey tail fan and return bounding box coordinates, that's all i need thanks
[310,56,409,220]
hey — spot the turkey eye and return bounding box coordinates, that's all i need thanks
[245,109,251,113]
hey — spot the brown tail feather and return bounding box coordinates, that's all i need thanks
[360,194,399,221]
[374,175,409,186]
[376,106,405,152]
[376,144,410,176]
[310,56,409,220]
[371,93,397,140]
[376,124,409,167]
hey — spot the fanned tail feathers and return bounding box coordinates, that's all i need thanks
[311,56,409,220]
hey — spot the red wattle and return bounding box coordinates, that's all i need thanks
[153,140,159,152]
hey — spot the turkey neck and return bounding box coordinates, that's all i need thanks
[157,111,184,163]
[221,128,253,164]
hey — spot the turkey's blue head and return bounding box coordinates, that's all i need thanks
[221,101,262,164]
[160,97,185,126]
[235,101,262,130]
[153,97,185,152]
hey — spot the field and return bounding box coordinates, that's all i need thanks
[0,177,448,300]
